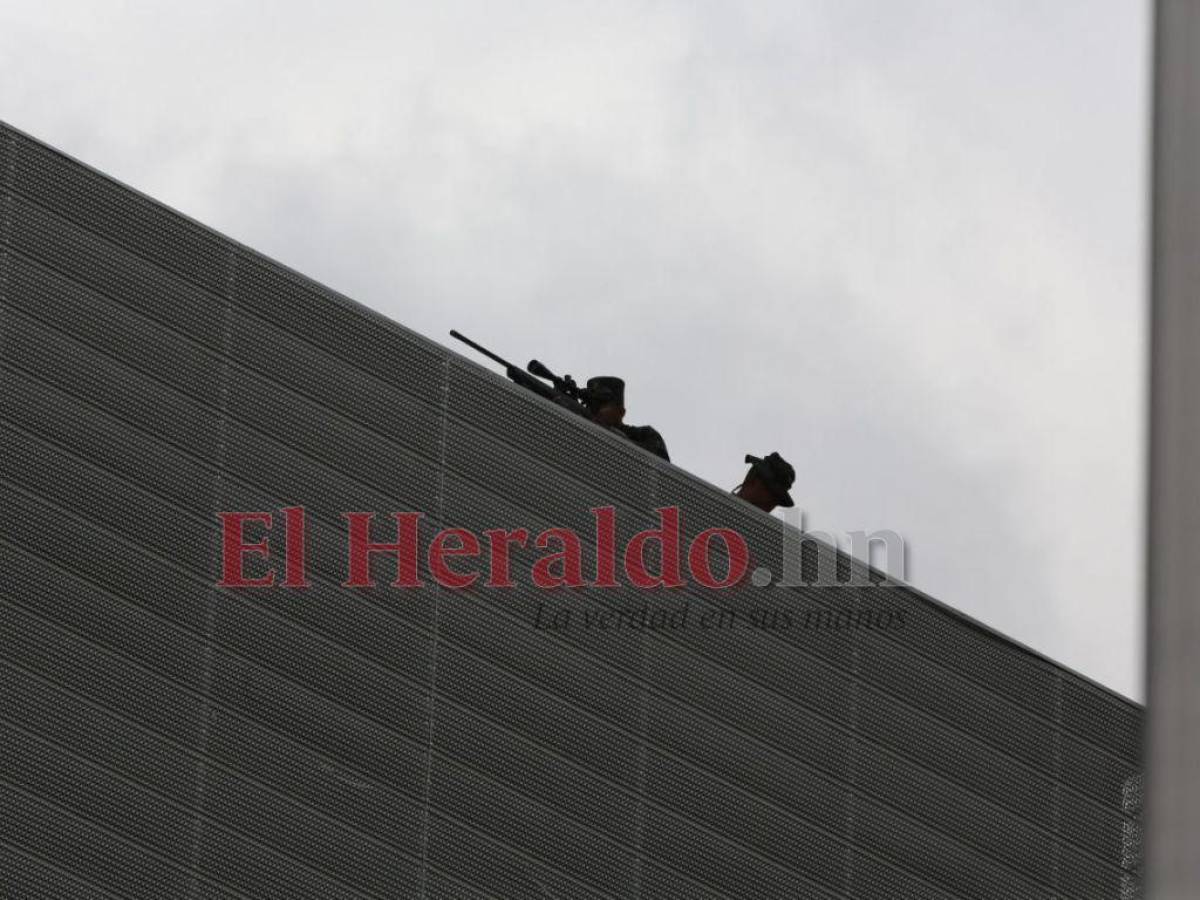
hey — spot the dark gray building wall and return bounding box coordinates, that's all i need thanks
[0,121,1142,899]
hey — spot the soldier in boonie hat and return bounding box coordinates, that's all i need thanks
[735,451,795,513]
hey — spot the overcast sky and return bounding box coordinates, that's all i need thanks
[0,1,1150,699]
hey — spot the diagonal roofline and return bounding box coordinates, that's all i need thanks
[0,117,1144,713]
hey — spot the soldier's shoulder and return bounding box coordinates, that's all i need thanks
[615,423,656,441]
[619,424,670,461]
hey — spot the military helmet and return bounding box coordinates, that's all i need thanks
[585,376,625,409]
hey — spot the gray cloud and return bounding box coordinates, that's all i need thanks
[0,0,1149,698]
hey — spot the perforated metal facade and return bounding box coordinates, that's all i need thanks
[0,122,1144,899]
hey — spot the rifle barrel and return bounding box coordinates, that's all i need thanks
[449,330,516,370]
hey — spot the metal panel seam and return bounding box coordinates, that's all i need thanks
[632,467,656,899]
[843,588,862,895]
[1,127,12,364]
[185,245,235,897]
[1052,671,1064,899]
[418,355,451,899]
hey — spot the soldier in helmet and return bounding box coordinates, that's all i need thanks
[734,452,795,513]
[505,367,668,461]
[583,376,670,462]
